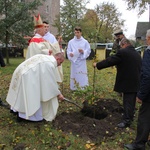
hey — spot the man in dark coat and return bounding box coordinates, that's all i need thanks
[124,29,150,150]
[93,38,142,128]
[0,50,7,107]
[109,29,125,56]
[0,50,5,67]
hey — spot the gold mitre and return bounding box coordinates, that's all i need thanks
[33,14,44,28]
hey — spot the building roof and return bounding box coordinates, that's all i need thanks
[135,22,150,40]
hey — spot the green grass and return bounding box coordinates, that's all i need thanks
[0,58,146,150]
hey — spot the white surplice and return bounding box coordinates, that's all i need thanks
[67,36,91,90]
[6,54,61,121]
[26,33,63,83]
[43,32,57,44]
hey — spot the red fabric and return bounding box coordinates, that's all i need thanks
[35,24,44,28]
[29,38,46,44]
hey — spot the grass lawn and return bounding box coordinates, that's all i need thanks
[0,57,145,150]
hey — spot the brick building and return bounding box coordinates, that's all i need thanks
[26,0,60,35]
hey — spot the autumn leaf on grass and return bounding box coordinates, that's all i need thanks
[85,143,96,149]
[85,141,95,149]
[0,144,6,149]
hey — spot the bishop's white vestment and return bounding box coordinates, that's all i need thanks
[26,33,63,82]
[6,54,61,121]
[43,32,64,82]
[67,36,91,90]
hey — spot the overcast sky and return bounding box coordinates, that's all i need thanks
[87,0,149,39]
[60,0,149,39]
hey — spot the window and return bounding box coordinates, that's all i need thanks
[46,5,49,13]
[18,0,25,2]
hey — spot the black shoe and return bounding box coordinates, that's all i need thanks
[117,122,130,128]
[124,144,134,149]
[16,115,26,122]
[10,109,18,115]
[0,99,9,108]
[124,143,145,150]
[147,140,150,147]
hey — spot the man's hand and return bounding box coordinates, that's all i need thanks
[57,94,64,101]
[136,97,142,104]
[49,50,52,55]
[93,62,97,68]
[78,49,84,54]
[69,53,74,57]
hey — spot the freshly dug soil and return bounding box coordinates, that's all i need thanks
[52,98,124,142]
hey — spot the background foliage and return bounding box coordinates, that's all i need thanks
[54,0,125,43]
[0,0,44,64]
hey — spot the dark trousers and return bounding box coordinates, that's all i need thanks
[0,50,5,67]
[135,102,150,147]
[122,92,137,123]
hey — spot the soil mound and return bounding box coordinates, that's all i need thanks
[53,99,124,142]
